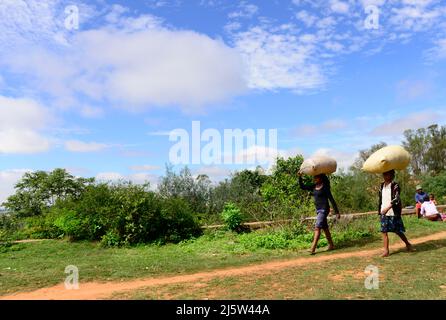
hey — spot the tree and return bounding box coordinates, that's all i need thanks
[260,155,313,219]
[157,165,212,214]
[3,169,94,217]
[425,124,446,174]
[403,124,446,175]
[351,142,387,171]
[421,171,446,202]
[210,167,268,221]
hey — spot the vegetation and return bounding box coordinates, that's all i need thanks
[221,202,244,232]
[1,124,445,247]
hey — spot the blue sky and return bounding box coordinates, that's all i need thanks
[1,0,446,202]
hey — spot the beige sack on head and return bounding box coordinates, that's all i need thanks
[299,156,337,176]
[362,145,410,174]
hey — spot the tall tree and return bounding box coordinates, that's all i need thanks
[403,124,446,174]
[3,169,94,217]
[351,142,387,171]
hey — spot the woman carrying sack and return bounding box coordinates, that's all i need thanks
[362,145,414,257]
[378,170,413,257]
[298,173,340,255]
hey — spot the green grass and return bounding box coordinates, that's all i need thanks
[115,238,446,300]
[1,215,445,297]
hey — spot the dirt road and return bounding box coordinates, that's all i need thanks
[2,231,446,300]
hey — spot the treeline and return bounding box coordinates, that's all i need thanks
[1,124,445,246]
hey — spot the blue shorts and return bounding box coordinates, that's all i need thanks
[315,209,329,229]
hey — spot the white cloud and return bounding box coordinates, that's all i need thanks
[0,169,31,205]
[193,166,232,181]
[330,0,349,14]
[296,10,317,27]
[371,111,445,136]
[0,4,248,113]
[324,41,344,52]
[232,25,326,92]
[360,0,386,7]
[95,171,158,187]
[425,38,446,61]
[128,172,158,186]
[77,28,246,110]
[80,106,104,118]
[294,119,347,136]
[389,1,445,32]
[95,172,124,181]
[396,79,432,101]
[311,148,358,171]
[64,140,108,153]
[129,165,161,171]
[0,95,52,154]
[228,2,258,19]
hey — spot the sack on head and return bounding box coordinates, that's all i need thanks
[299,156,337,176]
[362,145,410,174]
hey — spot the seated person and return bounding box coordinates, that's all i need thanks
[420,194,442,221]
[415,186,427,218]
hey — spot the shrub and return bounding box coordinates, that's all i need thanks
[221,202,243,232]
[41,182,203,245]
[159,197,202,243]
[20,211,63,239]
[53,209,86,240]
[422,171,446,202]
[100,230,122,247]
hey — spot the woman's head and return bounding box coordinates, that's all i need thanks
[429,194,435,201]
[382,170,395,182]
[314,174,329,185]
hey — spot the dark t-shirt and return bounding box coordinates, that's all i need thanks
[299,177,339,214]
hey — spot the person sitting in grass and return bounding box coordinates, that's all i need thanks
[379,170,413,257]
[415,185,427,218]
[420,194,442,221]
[298,173,340,255]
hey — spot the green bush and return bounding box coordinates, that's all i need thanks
[238,218,375,251]
[100,230,122,247]
[20,211,63,239]
[40,183,203,245]
[221,202,243,232]
[53,209,86,240]
[422,171,446,202]
[159,197,202,243]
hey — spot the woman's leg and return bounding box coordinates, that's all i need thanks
[382,232,389,257]
[323,227,334,250]
[426,214,441,221]
[396,232,413,250]
[311,228,321,254]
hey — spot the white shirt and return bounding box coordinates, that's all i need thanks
[381,183,394,216]
[421,201,439,217]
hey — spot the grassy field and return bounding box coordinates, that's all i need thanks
[1,215,445,297]
[112,238,446,300]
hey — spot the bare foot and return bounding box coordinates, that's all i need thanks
[381,251,390,257]
[327,245,335,251]
[309,251,316,255]
[406,244,415,252]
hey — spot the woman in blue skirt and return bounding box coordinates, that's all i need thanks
[379,170,413,257]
